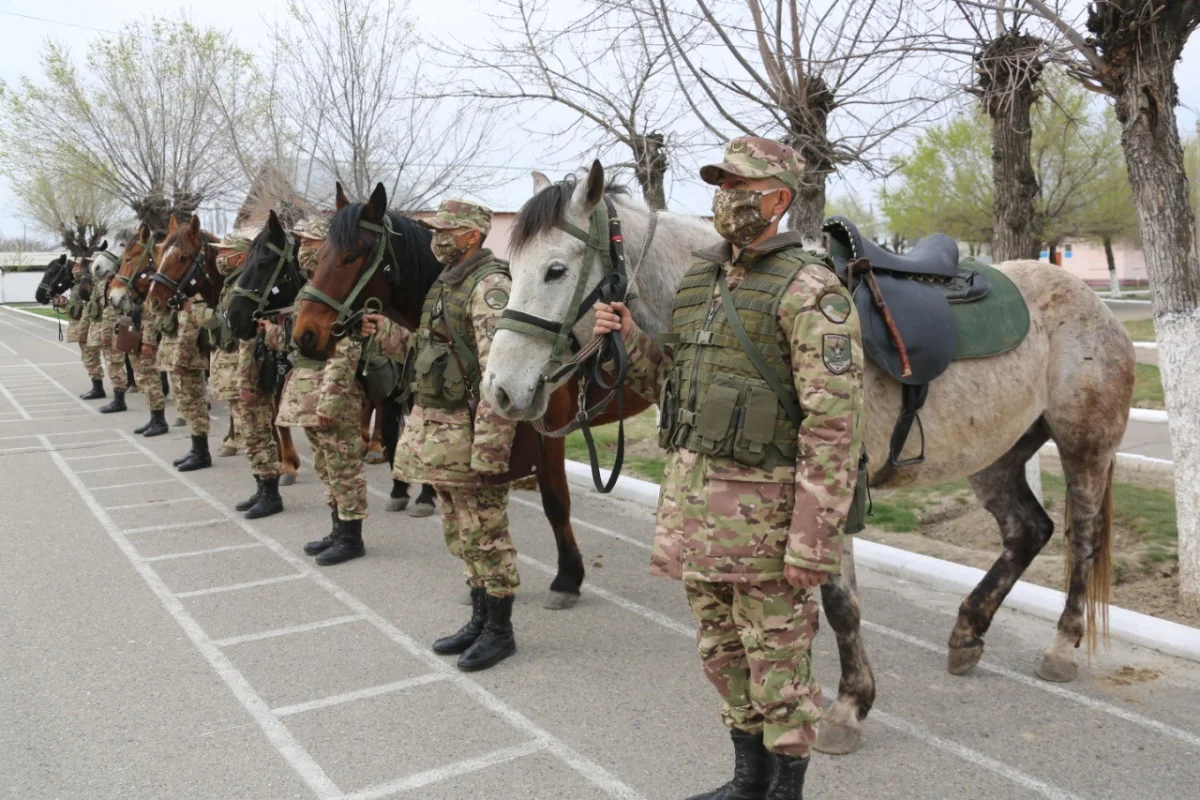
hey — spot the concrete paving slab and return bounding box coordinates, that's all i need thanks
[180,577,346,642]
[153,544,304,595]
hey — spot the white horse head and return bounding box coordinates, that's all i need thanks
[484,160,716,420]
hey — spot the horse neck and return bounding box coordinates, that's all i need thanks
[200,245,221,306]
[610,196,719,333]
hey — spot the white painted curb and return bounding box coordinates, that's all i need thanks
[563,458,1200,663]
[4,305,61,324]
[1133,341,1157,350]
[1130,408,1169,423]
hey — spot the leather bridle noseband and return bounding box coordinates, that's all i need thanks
[149,241,213,310]
[113,243,155,302]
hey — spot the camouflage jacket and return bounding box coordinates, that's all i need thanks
[276,334,364,429]
[375,254,517,487]
[140,302,163,348]
[206,283,242,400]
[87,296,119,348]
[233,339,262,396]
[156,298,210,372]
[623,231,865,583]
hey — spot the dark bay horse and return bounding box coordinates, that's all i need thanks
[35,254,72,305]
[291,183,651,608]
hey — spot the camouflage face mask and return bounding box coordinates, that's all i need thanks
[431,231,469,266]
[712,188,781,247]
[215,253,242,278]
[298,246,318,278]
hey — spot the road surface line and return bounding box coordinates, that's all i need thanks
[213,615,364,648]
[24,361,101,414]
[39,434,343,800]
[0,378,32,420]
[341,739,551,800]
[75,464,158,475]
[271,674,447,718]
[144,542,266,563]
[90,478,179,491]
[174,574,306,599]
[122,518,227,535]
[104,496,205,511]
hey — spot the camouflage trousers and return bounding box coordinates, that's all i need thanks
[132,351,166,411]
[172,368,209,436]
[684,579,822,758]
[436,486,519,598]
[80,342,103,381]
[103,345,128,392]
[304,419,367,521]
[231,394,280,479]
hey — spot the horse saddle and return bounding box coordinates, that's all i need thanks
[823,216,992,469]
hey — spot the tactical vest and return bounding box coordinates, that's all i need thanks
[659,248,827,470]
[207,270,242,353]
[409,257,509,411]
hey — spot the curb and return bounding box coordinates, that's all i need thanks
[563,459,1200,663]
[1133,341,1158,350]
[4,305,62,324]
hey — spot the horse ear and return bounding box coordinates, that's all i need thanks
[532,171,551,194]
[365,182,387,223]
[584,160,605,209]
[98,240,108,252]
[335,182,349,210]
[268,209,284,237]
[139,223,151,243]
[168,215,179,234]
[188,214,201,239]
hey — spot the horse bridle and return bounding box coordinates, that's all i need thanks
[113,243,155,298]
[231,236,298,319]
[297,217,393,337]
[149,241,213,309]
[494,194,637,493]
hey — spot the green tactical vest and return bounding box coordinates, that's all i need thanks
[205,271,242,353]
[409,256,509,411]
[659,247,827,470]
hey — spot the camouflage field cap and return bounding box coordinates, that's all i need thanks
[216,231,251,253]
[699,136,804,193]
[292,215,329,242]
[419,199,492,236]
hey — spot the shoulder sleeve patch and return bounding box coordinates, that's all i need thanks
[822,333,852,374]
[484,288,509,310]
[817,289,852,324]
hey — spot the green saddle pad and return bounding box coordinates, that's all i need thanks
[952,261,1030,360]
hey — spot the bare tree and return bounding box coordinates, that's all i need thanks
[0,19,262,233]
[442,0,703,210]
[649,0,941,234]
[1008,0,1200,611]
[276,0,500,211]
[9,167,125,256]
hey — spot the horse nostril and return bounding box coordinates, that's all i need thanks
[494,386,513,412]
[299,330,315,350]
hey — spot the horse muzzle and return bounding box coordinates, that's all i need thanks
[484,371,548,421]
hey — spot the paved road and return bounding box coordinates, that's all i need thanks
[3,305,1199,800]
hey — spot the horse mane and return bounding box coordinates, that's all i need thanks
[510,175,632,253]
[328,203,440,298]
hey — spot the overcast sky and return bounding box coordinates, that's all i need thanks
[1,0,1197,241]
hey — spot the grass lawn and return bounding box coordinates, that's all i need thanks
[564,408,665,482]
[1133,363,1164,409]
[10,306,61,319]
[1123,318,1156,342]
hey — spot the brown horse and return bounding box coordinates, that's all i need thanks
[291,183,650,607]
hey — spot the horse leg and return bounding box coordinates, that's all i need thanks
[276,425,299,486]
[948,419,1054,675]
[365,399,386,464]
[814,537,875,755]
[380,399,410,511]
[220,415,238,457]
[538,434,586,610]
[359,399,372,459]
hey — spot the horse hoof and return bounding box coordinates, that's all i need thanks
[1035,652,1078,683]
[278,473,296,487]
[813,720,862,756]
[365,451,385,465]
[544,591,581,611]
[218,444,238,457]
[948,643,984,675]
[407,502,436,518]
[173,416,186,427]
[387,497,409,512]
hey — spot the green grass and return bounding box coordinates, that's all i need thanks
[868,479,971,532]
[1123,318,1156,342]
[1133,363,1164,409]
[564,409,666,482]
[13,306,61,319]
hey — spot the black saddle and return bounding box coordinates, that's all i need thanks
[823,216,990,470]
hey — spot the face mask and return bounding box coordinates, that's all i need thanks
[215,252,243,277]
[431,231,470,265]
[298,246,319,278]
[712,188,782,247]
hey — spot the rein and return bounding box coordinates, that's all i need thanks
[497,194,657,493]
[298,217,393,338]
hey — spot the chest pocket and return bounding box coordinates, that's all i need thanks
[158,312,179,337]
[414,341,466,406]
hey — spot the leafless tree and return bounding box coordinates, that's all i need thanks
[441,0,705,210]
[649,0,943,234]
[0,19,262,233]
[8,167,125,256]
[276,0,500,211]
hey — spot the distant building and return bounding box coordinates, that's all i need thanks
[0,250,68,304]
[1038,239,1148,287]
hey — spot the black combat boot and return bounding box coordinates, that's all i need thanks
[763,755,808,800]
[457,594,516,671]
[176,435,212,472]
[134,412,154,434]
[303,510,340,556]
[99,390,127,414]
[685,729,774,800]
[80,379,106,400]
[315,518,365,566]
[141,409,169,437]
[245,477,283,519]
[433,587,488,655]
[172,440,196,467]
[235,477,263,512]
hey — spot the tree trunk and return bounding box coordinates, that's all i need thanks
[784,79,836,238]
[1104,236,1121,298]
[632,132,668,211]
[1105,17,1200,612]
[1047,240,1058,265]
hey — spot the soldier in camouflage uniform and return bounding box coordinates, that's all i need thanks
[88,250,130,414]
[260,215,367,564]
[60,255,106,399]
[157,239,213,472]
[592,138,866,800]
[364,199,521,672]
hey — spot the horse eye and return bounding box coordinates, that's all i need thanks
[545,263,567,282]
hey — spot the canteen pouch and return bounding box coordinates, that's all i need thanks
[362,350,402,401]
[114,315,142,354]
[414,341,466,407]
[203,315,238,353]
[732,383,779,467]
[691,382,739,455]
[657,366,680,450]
[66,297,84,321]
[157,311,179,337]
[844,454,870,535]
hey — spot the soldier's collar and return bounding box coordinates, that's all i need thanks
[438,248,494,286]
[692,230,806,268]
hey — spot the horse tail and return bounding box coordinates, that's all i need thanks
[1063,458,1114,655]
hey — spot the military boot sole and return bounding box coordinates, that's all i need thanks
[432,630,484,656]
[142,423,169,437]
[80,390,107,400]
[314,544,365,566]
[172,452,194,467]
[176,455,213,472]
[303,537,336,556]
[457,637,516,672]
[99,403,127,414]
[235,496,261,512]
[244,498,283,520]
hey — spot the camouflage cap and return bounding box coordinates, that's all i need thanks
[292,215,329,242]
[699,136,804,193]
[216,231,251,253]
[419,199,492,236]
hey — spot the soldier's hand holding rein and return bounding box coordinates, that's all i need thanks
[785,563,828,589]
[360,313,385,337]
[592,301,633,341]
